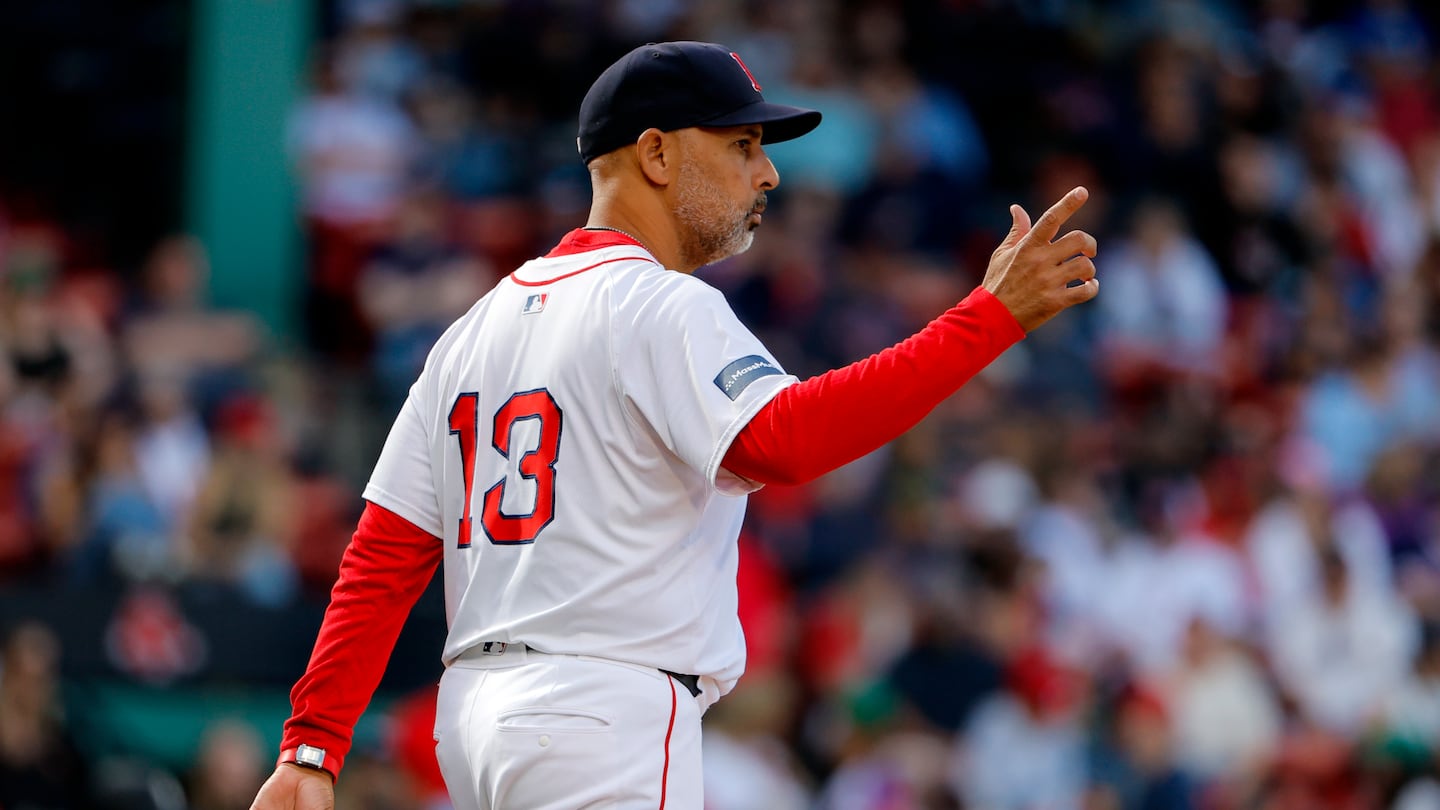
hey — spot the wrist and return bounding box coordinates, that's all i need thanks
[278,745,340,783]
[967,286,1029,341]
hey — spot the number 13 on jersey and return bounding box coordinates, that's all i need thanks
[448,389,563,548]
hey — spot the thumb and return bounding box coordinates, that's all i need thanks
[998,204,1032,251]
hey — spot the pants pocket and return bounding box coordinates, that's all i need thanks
[496,706,613,733]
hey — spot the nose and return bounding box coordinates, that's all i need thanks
[757,149,779,191]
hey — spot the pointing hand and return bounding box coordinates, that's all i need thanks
[982,186,1099,332]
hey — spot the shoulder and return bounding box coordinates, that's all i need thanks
[612,271,747,353]
[408,290,498,392]
[613,266,729,316]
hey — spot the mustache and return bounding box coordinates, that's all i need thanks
[750,194,767,215]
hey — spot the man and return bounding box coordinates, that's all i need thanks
[251,40,1097,810]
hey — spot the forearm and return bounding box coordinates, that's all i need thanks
[723,286,1024,486]
[280,501,443,778]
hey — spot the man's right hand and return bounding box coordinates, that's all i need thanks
[981,186,1099,333]
[250,764,336,810]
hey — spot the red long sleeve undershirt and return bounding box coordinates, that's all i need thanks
[279,286,1021,779]
[280,502,443,777]
[722,286,1025,485]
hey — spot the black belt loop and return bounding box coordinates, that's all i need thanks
[661,669,701,698]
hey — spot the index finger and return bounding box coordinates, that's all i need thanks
[1023,186,1089,246]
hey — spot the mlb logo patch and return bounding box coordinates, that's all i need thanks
[522,293,548,315]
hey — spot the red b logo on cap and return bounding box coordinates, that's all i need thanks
[730,52,761,92]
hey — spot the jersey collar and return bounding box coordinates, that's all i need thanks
[546,228,647,258]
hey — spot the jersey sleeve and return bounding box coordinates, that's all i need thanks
[280,502,442,780]
[613,272,795,496]
[723,286,1027,485]
[363,394,444,537]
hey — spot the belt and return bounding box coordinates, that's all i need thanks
[660,669,701,699]
[476,643,702,699]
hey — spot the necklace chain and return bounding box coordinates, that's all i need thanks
[583,224,660,264]
[585,225,644,246]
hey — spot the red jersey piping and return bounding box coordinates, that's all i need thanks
[509,254,659,287]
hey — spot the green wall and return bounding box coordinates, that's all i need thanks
[185,0,312,338]
[65,681,392,773]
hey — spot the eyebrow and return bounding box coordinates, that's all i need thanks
[740,126,763,141]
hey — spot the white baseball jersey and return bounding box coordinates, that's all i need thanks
[362,232,796,696]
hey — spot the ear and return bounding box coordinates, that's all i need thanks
[635,128,677,187]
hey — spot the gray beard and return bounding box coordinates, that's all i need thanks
[673,161,756,269]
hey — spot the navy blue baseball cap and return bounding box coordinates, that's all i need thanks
[577,41,822,163]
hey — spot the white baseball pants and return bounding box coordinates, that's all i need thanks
[433,645,705,809]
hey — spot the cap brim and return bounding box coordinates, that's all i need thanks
[700,101,822,144]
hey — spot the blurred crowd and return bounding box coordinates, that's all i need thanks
[6,0,1440,808]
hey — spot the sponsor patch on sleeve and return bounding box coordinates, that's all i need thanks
[713,354,783,401]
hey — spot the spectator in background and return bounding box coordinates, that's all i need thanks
[0,364,42,574]
[1122,35,1226,242]
[1088,484,1250,677]
[405,62,544,207]
[356,189,493,409]
[1395,778,1440,810]
[330,752,423,810]
[1268,547,1419,735]
[1366,443,1440,620]
[1326,92,1428,281]
[288,45,419,360]
[797,562,918,701]
[182,394,298,607]
[70,406,172,583]
[0,225,76,575]
[819,729,958,810]
[114,235,275,576]
[1246,438,1393,618]
[855,57,989,253]
[287,449,362,596]
[884,578,1006,737]
[1165,618,1282,798]
[0,217,130,579]
[1089,685,1197,810]
[1298,327,1440,493]
[861,58,986,189]
[383,684,449,810]
[0,621,88,810]
[1380,624,1440,761]
[953,646,1088,810]
[703,676,812,810]
[764,40,880,196]
[1021,462,1112,665]
[2,228,72,407]
[1210,132,1310,299]
[186,719,267,810]
[120,235,261,403]
[333,0,425,105]
[1097,198,1230,383]
[130,366,210,545]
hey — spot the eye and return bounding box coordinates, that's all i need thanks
[736,138,752,152]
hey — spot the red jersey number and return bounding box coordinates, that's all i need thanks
[448,389,563,548]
